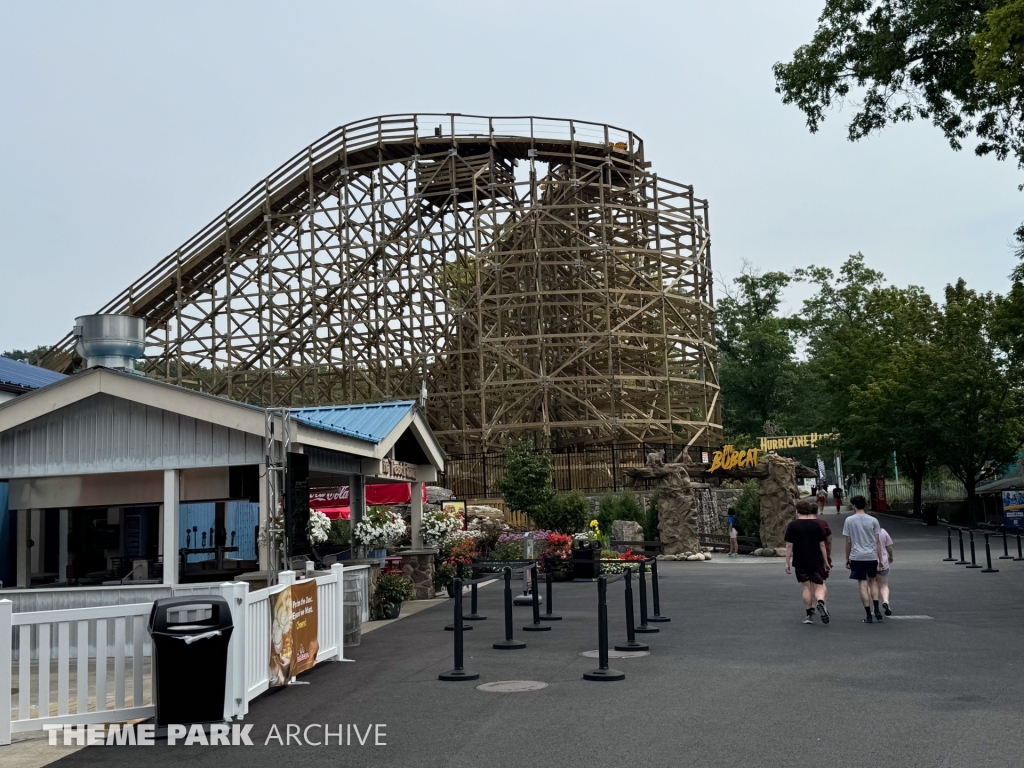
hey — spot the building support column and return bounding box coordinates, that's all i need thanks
[350,475,366,558]
[258,462,269,571]
[410,481,423,550]
[58,509,69,584]
[16,510,28,588]
[29,509,41,575]
[162,469,179,586]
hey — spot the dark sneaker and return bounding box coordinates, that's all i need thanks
[816,600,830,625]
[882,602,892,616]
[863,615,873,623]
[874,610,883,621]
[802,615,813,625]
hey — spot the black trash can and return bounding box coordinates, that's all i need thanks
[923,503,939,527]
[148,596,234,726]
[572,542,601,581]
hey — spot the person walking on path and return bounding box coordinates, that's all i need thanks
[727,507,739,557]
[808,499,833,605]
[816,485,828,515]
[843,495,884,623]
[832,485,844,513]
[785,500,831,625]
[876,528,894,615]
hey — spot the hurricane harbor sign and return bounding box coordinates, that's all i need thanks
[758,433,838,452]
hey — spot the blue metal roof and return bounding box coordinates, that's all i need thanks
[291,401,416,443]
[0,356,66,391]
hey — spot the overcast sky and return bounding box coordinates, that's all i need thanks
[1,1,1020,352]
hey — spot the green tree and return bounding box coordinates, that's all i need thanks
[717,268,803,438]
[794,253,886,460]
[498,440,553,520]
[927,280,1024,520]
[774,1,1024,174]
[2,345,51,365]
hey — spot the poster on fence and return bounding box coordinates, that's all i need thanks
[1003,491,1024,528]
[268,581,319,687]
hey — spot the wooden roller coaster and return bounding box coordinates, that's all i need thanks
[41,114,722,453]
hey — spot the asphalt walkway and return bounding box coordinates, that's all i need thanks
[43,512,1024,767]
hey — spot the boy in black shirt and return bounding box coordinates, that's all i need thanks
[785,499,831,625]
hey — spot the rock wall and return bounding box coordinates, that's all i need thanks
[654,465,700,555]
[758,453,801,549]
[397,550,436,600]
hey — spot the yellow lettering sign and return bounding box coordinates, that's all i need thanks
[709,445,760,472]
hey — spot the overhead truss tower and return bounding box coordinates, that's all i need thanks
[43,114,722,453]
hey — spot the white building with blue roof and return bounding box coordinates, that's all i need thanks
[0,366,444,598]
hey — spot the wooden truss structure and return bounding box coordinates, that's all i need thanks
[42,114,722,453]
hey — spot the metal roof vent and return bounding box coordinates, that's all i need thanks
[73,314,146,374]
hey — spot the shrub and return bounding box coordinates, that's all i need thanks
[643,494,660,543]
[374,571,414,607]
[326,518,351,546]
[734,480,761,541]
[596,491,644,537]
[434,561,457,589]
[498,440,554,520]
[534,489,590,534]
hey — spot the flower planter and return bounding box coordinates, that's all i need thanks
[382,602,402,620]
[445,583,457,598]
[368,547,388,561]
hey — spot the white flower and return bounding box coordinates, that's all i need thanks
[307,510,332,545]
[354,507,408,550]
[422,507,463,548]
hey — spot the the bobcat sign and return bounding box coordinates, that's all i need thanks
[708,445,759,473]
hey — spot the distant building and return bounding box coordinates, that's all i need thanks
[0,356,65,403]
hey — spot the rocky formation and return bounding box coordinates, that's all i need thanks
[625,456,700,555]
[756,453,802,550]
[610,520,645,548]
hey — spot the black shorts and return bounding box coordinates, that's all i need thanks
[849,560,878,581]
[795,569,825,585]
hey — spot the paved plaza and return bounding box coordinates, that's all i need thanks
[39,512,1024,767]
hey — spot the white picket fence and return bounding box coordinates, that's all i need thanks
[1,563,351,745]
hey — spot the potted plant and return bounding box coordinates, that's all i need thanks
[373,570,415,620]
[354,506,407,560]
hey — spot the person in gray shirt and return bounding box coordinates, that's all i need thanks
[842,495,884,623]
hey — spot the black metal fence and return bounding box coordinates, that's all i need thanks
[438,442,708,499]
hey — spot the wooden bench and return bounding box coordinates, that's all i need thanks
[699,533,760,554]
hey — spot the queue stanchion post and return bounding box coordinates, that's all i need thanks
[583,575,625,681]
[955,528,968,565]
[981,533,999,573]
[943,528,956,562]
[634,559,658,634]
[523,564,551,632]
[493,567,526,650]
[998,528,1013,560]
[966,530,982,568]
[647,556,670,622]
[614,567,648,652]
[438,578,479,681]
[464,566,485,620]
[540,557,561,621]
[445,566,474,631]
[1015,533,1024,562]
